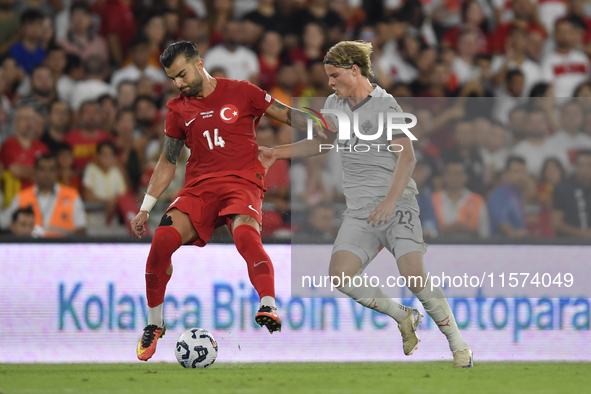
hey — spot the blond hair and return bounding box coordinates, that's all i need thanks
[324,41,374,78]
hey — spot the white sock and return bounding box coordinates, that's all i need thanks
[148,303,164,327]
[338,282,410,323]
[260,296,276,308]
[414,281,468,352]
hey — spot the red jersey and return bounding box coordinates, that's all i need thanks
[165,78,274,190]
[92,0,137,55]
[0,137,48,188]
[64,129,115,172]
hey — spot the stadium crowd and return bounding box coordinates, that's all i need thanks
[0,0,590,241]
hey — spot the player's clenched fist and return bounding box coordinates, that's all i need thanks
[131,211,149,238]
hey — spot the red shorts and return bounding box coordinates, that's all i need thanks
[165,176,264,247]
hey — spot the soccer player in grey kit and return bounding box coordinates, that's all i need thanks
[259,41,473,368]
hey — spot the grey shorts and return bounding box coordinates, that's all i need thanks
[332,194,427,273]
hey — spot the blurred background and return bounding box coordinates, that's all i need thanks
[0,0,590,242]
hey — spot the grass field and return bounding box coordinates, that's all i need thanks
[1,362,590,394]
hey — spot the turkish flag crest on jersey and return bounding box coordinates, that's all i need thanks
[220,104,239,124]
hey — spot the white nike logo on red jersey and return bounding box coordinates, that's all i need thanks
[185,118,196,126]
[248,205,259,214]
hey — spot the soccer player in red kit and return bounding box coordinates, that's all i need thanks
[131,41,333,361]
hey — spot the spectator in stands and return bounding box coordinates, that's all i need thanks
[204,19,260,83]
[441,120,485,195]
[57,2,109,63]
[205,0,234,47]
[142,13,167,69]
[526,29,546,64]
[574,81,591,113]
[9,206,35,236]
[43,45,75,104]
[533,158,566,237]
[412,157,438,239]
[480,121,509,186]
[134,95,158,139]
[256,125,289,213]
[291,153,337,208]
[1,153,86,237]
[377,30,419,88]
[110,35,168,92]
[541,17,590,98]
[162,8,181,43]
[298,203,339,242]
[116,81,137,110]
[431,160,490,239]
[55,142,81,190]
[258,30,283,91]
[41,100,70,153]
[289,22,327,84]
[453,29,480,84]
[431,0,462,41]
[529,83,562,131]
[82,140,127,220]
[64,100,114,172]
[0,105,48,207]
[548,100,591,166]
[488,156,529,237]
[15,64,55,117]
[99,94,118,134]
[289,0,343,46]
[269,64,299,112]
[92,0,137,67]
[418,61,456,97]
[9,9,46,74]
[181,15,209,56]
[114,109,144,192]
[490,0,546,55]
[442,0,490,54]
[0,66,11,139]
[409,47,437,96]
[491,27,542,98]
[493,69,526,124]
[70,55,115,111]
[300,59,333,98]
[136,76,157,99]
[552,150,591,238]
[513,107,570,176]
[244,0,287,38]
[0,0,20,54]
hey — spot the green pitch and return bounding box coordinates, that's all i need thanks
[1,362,589,394]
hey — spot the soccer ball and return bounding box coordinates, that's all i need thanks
[175,328,218,368]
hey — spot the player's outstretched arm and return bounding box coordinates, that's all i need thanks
[261,99,337,161]
[367,137,417,227]
[131,135,185,238]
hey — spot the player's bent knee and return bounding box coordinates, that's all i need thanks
[329,251,362,286]
[231,214,260,233]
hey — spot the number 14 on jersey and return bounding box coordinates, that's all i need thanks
[203,129,225,150]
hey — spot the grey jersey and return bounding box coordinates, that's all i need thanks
[323,84,418,217]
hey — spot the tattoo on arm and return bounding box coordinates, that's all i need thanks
[268,100,321,133]
[163,135,185,164]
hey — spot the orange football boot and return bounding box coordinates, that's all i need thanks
[255,306,282,334]
[137,323,166,361]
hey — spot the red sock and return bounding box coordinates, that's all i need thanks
[146,226,182,307]
[233,225,275,299]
